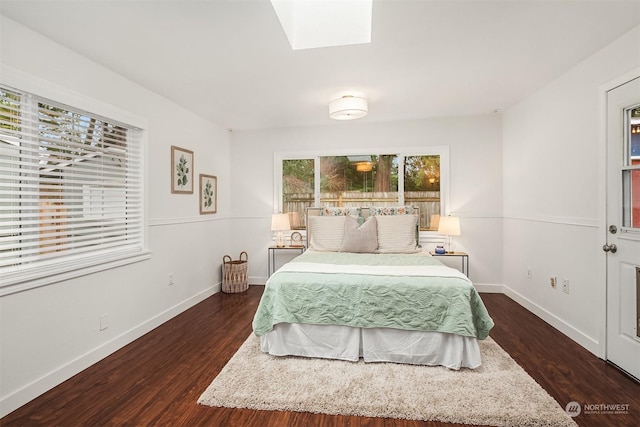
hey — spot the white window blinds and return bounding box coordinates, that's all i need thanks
[0,86,145,290]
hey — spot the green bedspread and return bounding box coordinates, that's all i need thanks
[252,251,494,339]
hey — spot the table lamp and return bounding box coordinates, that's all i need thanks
[438,216,460,253]
[271,213,291,248]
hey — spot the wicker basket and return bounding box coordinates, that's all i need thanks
[222,251,249,293]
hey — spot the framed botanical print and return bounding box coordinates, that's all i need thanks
[171,146,194,194]
[199,174,217,214]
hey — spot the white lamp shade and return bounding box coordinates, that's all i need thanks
[329,96,368,120]
[271,213,291,231]
[438,216,460,236]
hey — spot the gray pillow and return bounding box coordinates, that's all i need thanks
[339,216,378,253]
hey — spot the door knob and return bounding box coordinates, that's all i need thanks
[602,244,617,253]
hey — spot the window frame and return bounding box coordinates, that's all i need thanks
[0,72,149,296]
[274,146,450,236]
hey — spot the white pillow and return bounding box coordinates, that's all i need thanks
[375,214,420,253]
[340,216,378,253]
[309,215,346,252]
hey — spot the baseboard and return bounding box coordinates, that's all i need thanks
[0,284,220,419]
[502,285,600,356]
[250,276,268,285]
[474,283,504,293]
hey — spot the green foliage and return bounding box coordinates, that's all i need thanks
[404,155,440,191]
[319,156,352,192]
[283,159,314,194]
[0,89,21,133]
[203,180,213,207]
[176,155,189,187]
[283,154,440,194]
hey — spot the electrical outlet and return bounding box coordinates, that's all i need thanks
[527,267,533,279]
[99,314,109,331]
[562,278,569,294]
[169,273,174,286]
[550,276,556,288]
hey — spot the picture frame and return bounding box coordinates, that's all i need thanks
[199,174,217,214]
[171,146,194,194]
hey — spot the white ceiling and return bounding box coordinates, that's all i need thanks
[2,0,639,131]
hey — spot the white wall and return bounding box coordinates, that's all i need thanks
[502,25,640,355]
[0,16,232,417]
[230,115,504,286]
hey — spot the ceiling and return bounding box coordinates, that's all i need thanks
[2,0,639,131]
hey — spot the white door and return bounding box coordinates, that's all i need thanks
[605,76,640,380]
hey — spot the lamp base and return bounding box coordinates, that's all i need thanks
[446,236,454,254]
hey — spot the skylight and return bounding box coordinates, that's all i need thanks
[271,0,372,50]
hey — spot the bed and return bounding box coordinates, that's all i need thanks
[252,207,494,369]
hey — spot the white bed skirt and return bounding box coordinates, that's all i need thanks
[259,323,482,370]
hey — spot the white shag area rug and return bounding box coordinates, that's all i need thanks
[198,334,577,427]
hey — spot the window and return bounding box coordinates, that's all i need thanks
[278,148,448,230]
[0,86,146,293]
[625,106,640,228]
[282,158,314,229]
[404,155,441,230]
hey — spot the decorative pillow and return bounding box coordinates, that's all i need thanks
[321,207,360,217]
[370,206,416,216]
[375,214,420,253]
[309,215,346,252]
[340,216,378,253]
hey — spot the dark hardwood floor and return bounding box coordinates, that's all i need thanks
[2,286,638,427]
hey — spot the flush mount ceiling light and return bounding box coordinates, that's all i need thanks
[329,96,368,120]
[271,0,372,50]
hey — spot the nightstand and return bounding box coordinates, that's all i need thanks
[268,246,305,277]
[429,251,469,277]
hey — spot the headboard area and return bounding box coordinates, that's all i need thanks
[305,206,421,253]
